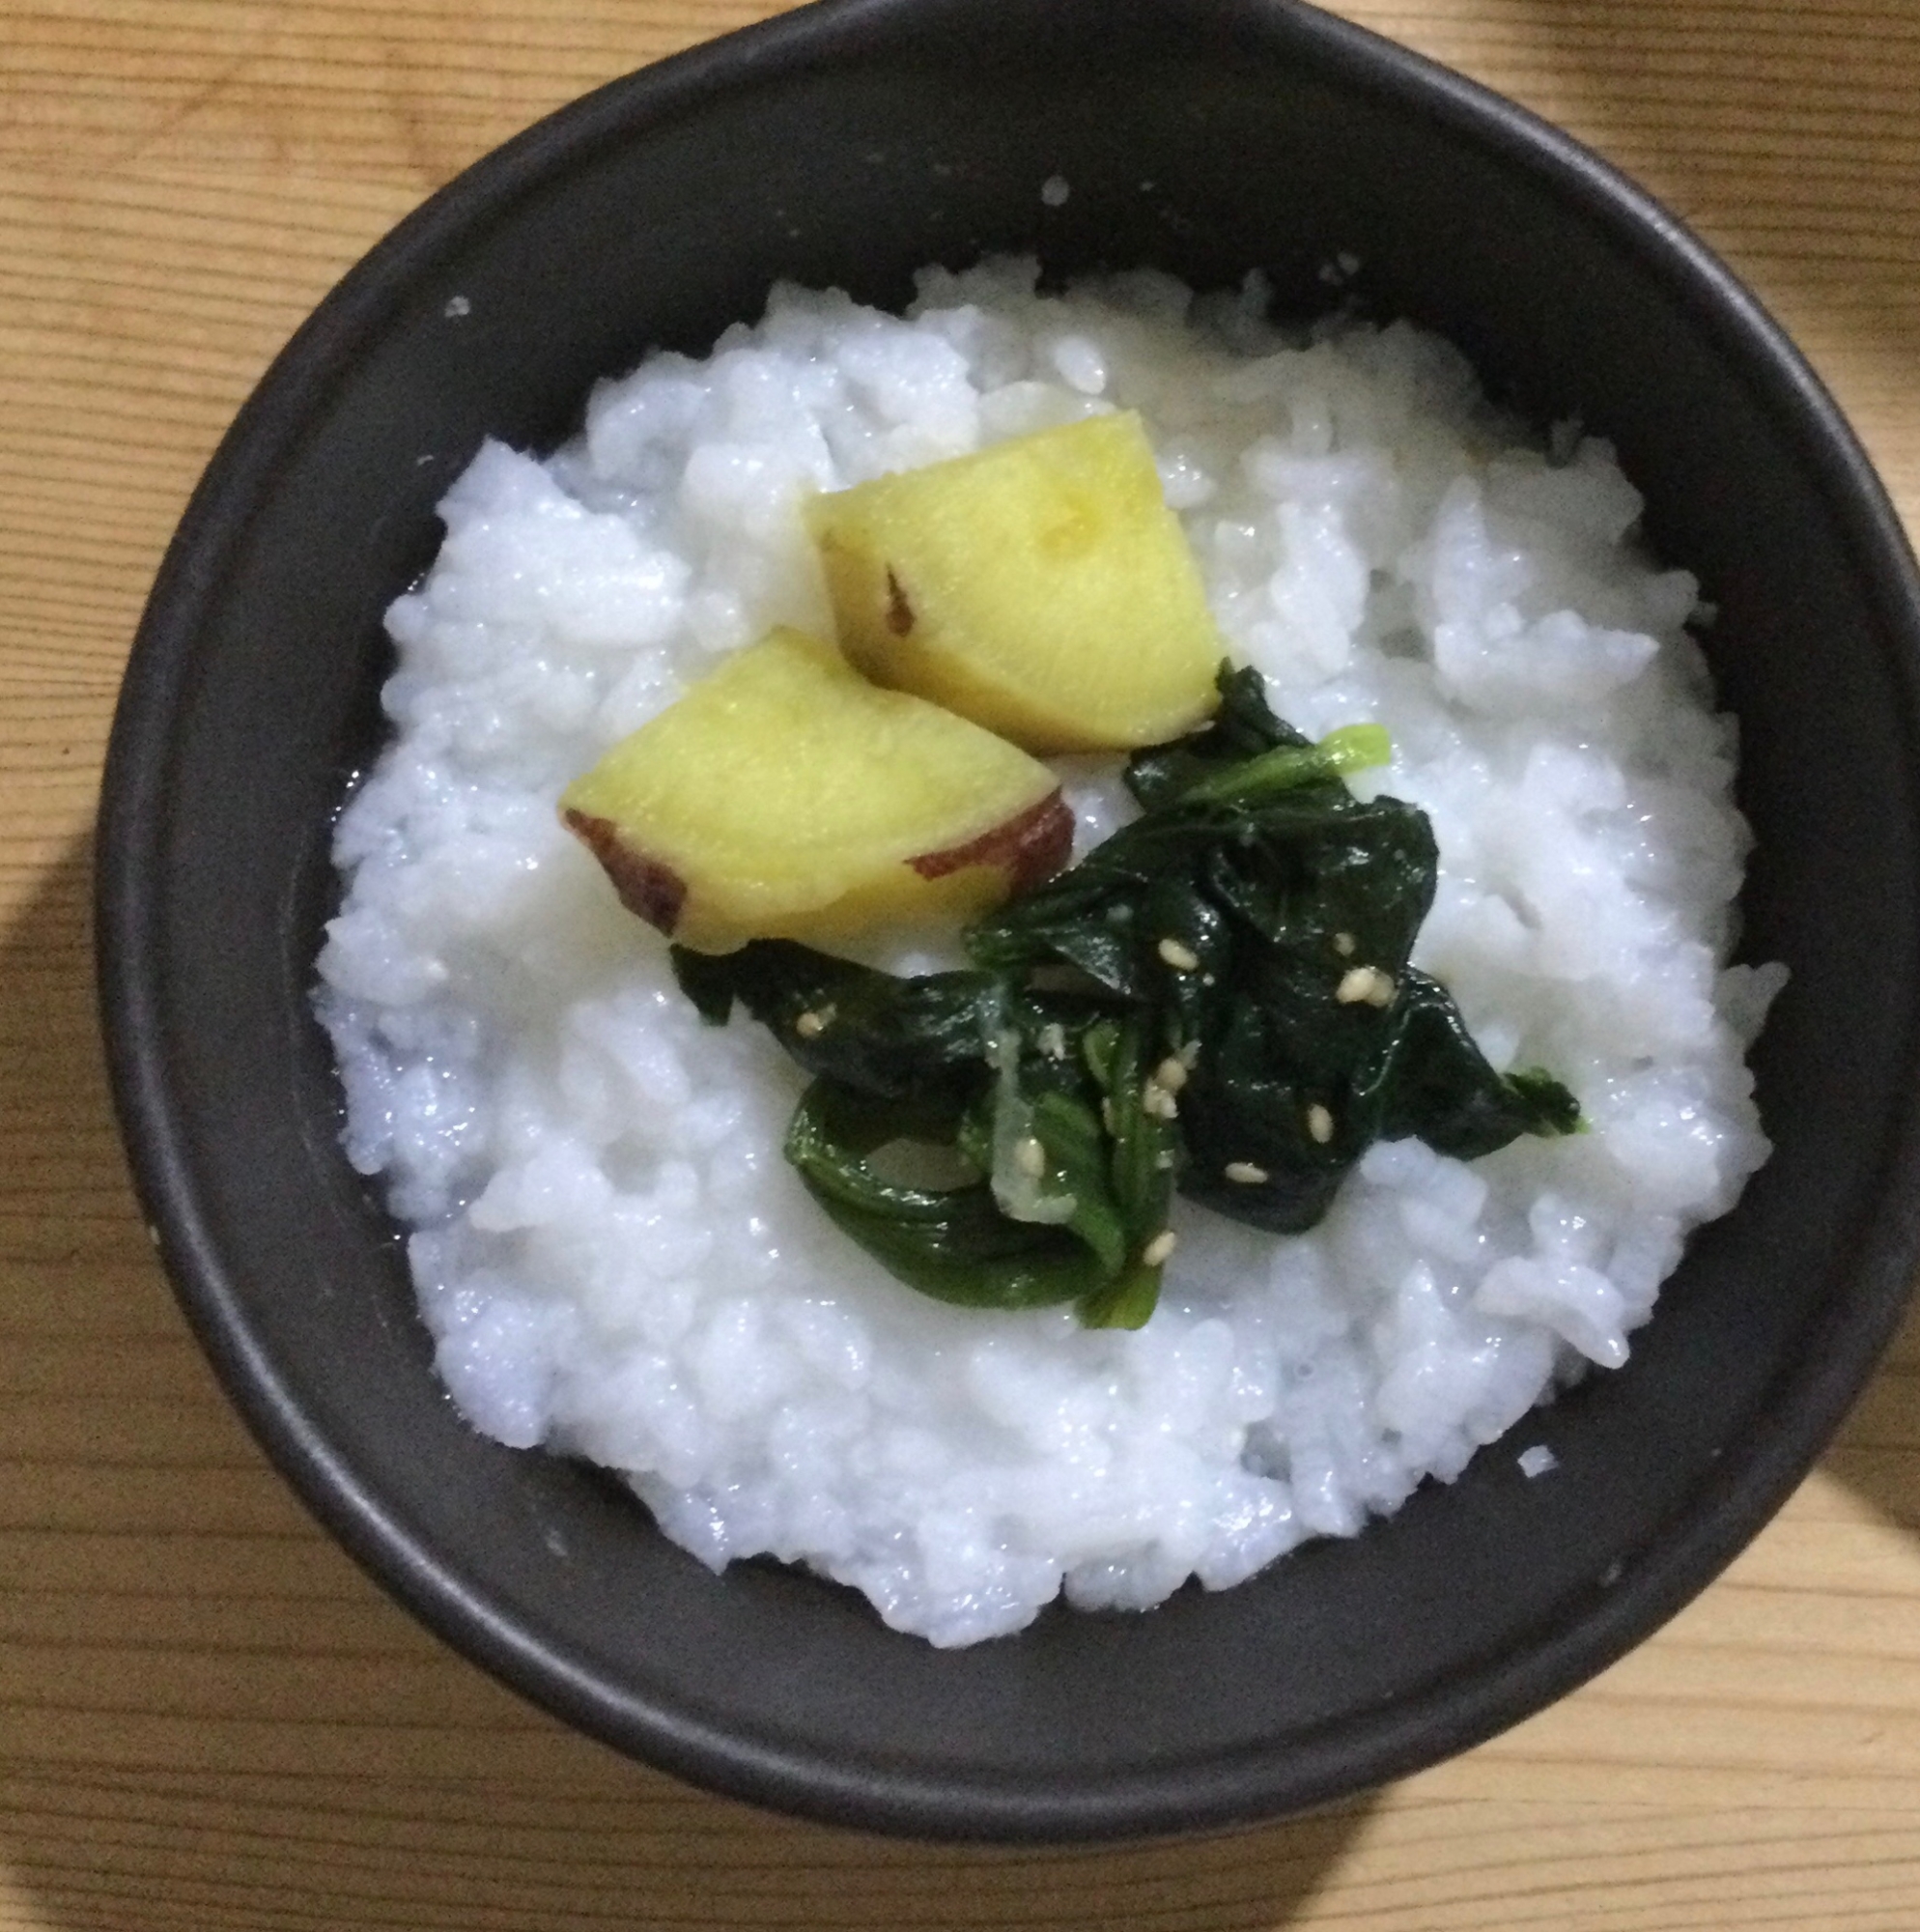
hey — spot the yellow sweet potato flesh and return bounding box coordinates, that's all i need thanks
[559,628,1070,953]
[805,412,1222,753]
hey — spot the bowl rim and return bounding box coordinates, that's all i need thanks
[96,0,1920,1841]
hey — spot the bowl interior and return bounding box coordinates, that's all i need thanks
[100,0,1920,1839]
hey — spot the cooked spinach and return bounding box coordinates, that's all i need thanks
[679,948,1175,1326]
[671,664,1579,1327]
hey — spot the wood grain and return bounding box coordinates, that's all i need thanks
[3,2,1918,1927]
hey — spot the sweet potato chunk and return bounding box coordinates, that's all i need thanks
[559,628,1071,953]
[805,412,1222,753]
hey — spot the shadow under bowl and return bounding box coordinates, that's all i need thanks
[97,0,1920,1841]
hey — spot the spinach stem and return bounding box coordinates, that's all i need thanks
[1180,724,1392,807]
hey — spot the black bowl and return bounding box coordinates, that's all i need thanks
[98,0,1920,1841]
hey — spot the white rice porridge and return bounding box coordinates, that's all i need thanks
[317,259,1783,1646]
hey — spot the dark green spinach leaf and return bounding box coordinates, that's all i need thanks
[672,664,1579,1319]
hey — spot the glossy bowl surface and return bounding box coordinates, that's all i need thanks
[99,0,1920,1840]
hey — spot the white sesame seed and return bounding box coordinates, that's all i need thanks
[1154,1055,1189,1094]
[795,1009,827,1038]
[1224,1161,1268,1184]
[1157,937,1200,972]
[1037,1022,1067,1061]
[1014,1136,1046,1178]
[1333,931,1356,956]
[1142,1081,1180,1121]
[1336,965,1395,1007]
[1307,1103,1335,1144]
[1142,1230,1177,1267]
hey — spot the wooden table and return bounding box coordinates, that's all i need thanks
[5,2,1918,1924]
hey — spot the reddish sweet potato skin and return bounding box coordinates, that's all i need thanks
[563,810,687,934]
[566,785,1069,942]
[909,787,1071,892]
